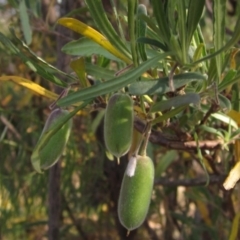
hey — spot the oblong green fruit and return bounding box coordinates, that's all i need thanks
[31,108,72,171]
[104,93,133,160]
[118,155,154,231]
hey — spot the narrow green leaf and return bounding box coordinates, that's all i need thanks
[85,62,114,80]
[186,0,205,46]
[193,13,240,66]
[84,0,131,59]
[136,4,148,62]
[213,0,226,80]
[152,105,186,125]
[137,37,168,52]
[129,72,206,95]
[211,113,238,129]
[150,93,200,113]
[62,37,120,61]
[176,0,187,63]
[19,0,32,45]
[10,29,75,82]
[57,53,170,107]
[218,69,237,91]
[128,0,138,66]
[151,0,170,44]
[198,125,224,138]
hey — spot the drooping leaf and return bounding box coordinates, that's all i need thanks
[0,32,70,87]
[84,0,131,60]
[62,37,121,61]
[150,93,200,113]
[0,76,58,100]
[137,37,168,52]
[58,17,132,64]
[129,72,206,95]
[57,53,170,107]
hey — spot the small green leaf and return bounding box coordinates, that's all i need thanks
[186,0,205,46]
[198,125,224,138]
[19,0,32,45]
[218,94,232,112]
[150,93,200,113]
[129,72,206,95]
[85,62,114,80]
[62,38,121,61]
[152,105,186,125]
[137,37,168,52]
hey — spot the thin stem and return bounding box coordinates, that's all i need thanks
[110,0,126,41]
[139,121,152,156]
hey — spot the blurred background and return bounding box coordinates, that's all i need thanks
[0,0,240,239]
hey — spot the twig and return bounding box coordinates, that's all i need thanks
[154,174,226,187]
[0,115,21,140]
[134,117,224,151]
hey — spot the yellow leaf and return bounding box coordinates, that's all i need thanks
[195,200,211,226]
[229,212,240,240]
[223,161,240,190]
[227,110,240,126]
[0,76,58,100]
[70,58,89,87]
[234,140,240,161]
[57,18,132,64]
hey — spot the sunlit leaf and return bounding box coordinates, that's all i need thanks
[58,17,132,64]
[227,110,240,126]
[70,58,89,87]
[0,76,58,100]
[229,212,240,240]
[223,161,240,190]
